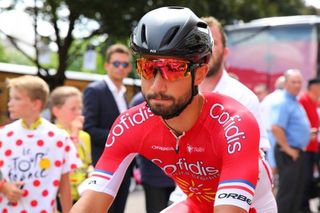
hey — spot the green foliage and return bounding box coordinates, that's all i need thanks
[1,0,316,83]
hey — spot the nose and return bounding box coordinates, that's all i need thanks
[150,71,166,93]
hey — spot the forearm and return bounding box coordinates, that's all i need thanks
[271,125,289,150]
[70,190,114,213]
[59,173,72,213]
[214,205,247,213]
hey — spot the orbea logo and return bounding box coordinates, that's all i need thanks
[209,103,245,154]
[106,106,154,147]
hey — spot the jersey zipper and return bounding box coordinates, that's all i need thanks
[170,131,185,154]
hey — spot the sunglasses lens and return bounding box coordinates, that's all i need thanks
[122,62,129,68]
[136,58,190,81]
[112,61,129,68]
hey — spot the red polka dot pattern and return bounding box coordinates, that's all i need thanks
[65,145,70,152]
[6,131,14,137]
[0,160,4,167]
[4,150,12,157]
[71,164,77,170]
[30,200,38,207]
[53,180,59,187]
[37,140,44,146]
[16,139,23,146]
[23,190,29,197]
[48,131,54,137]
[33,180,41,187]
[42,189,49,197]
[56,141,63,148]
[54,160,62,167]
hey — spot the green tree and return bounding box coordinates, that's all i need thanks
[1,0,315,89]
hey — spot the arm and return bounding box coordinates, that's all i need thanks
[215,205,247,213]
[59,173,72,213]
[70,190,114,213]
[271,125,299,160]
[0,181,24,203]
[83,86,109,148]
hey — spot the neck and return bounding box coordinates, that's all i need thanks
[22,115,41,128]
[109,76,123,90]
[57,121,72,132]
[162,94,203,134]
[199,69,223,92]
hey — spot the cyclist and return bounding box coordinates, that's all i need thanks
[71,6,277,213]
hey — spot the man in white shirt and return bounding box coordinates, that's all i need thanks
[83,43,132,213]
[170,16,271,203]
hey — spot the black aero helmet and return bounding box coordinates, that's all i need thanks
[131,6,213,63]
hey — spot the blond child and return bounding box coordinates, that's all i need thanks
[0,75,81,213]
[49,86,92,203]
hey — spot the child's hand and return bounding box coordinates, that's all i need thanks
[2,182,24,203]
[71,115,84,136]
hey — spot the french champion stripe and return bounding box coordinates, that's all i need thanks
[90,169,113,180]
[218,179,255,195]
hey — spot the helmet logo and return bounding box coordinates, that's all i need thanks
[150,49,157,53]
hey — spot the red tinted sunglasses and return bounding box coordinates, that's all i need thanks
[136,58,198,81]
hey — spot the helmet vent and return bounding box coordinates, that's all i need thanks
[141,24,147,44]
[197,22,208,29]
[160,26,180,48]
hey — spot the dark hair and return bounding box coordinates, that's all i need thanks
[308,78,320,88]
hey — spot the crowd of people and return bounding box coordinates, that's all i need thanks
[0,5,320,213]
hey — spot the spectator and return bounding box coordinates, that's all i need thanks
[298,78,320,212]
[253,83,268,102]
[261,75,285,175]
[170,15,272,203]
[83,43,132,213]
[271,69,310,213]
[0,75,81,212]
[129,92,175,213]
[49,86,92,204]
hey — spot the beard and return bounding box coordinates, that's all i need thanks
[206,52,223,77]
[143,90,193,120]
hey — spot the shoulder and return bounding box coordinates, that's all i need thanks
[204,93,257,121]
[79,130,91,140]
[0,120,21,134]
[219,75,260,106]
[86,80,107,91]
[40,119,69,137]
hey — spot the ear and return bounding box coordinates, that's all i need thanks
[194,64,209,86]
[51,106,60,118]
[223,47,229,58]
[104,63,110,73]
[32,99,44,113]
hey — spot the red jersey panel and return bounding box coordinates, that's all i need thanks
[82,93,262,212]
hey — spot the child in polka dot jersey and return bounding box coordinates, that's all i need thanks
[49,86,92,204]
[0,75,82,213]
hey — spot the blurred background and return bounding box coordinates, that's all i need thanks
[0,0,320,124]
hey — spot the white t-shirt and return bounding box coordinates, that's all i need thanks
[0,119,82,213]
[104,75,128,113]
[213,70,270,151]
[170,71,272,203]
